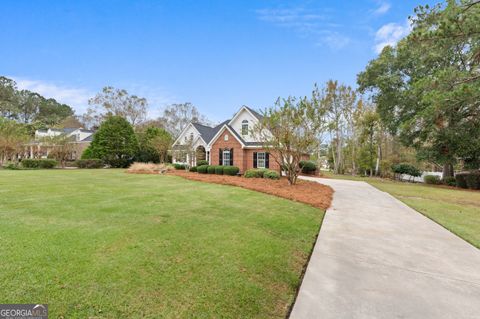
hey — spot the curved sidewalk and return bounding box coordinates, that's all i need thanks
[290,177,480,319]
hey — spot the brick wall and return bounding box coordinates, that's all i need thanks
[244,149,281,172]
[210,128,244,170]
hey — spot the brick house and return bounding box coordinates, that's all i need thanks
[172,106,282,173]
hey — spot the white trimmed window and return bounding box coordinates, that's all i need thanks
[224,134,229,141]
[223,150,231,166]
[257,152,266,168]
[241,120,249,135]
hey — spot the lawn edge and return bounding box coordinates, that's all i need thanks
[285,211,326,319]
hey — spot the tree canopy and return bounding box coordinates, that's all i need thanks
[0,76,74,129]
[358,0,480,174]
[86,116,138,167]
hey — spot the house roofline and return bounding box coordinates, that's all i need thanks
[207,124,245,148]
[227,105,262,126]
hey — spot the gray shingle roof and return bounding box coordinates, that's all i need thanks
[244,106,264,121]
[192,121,230,144]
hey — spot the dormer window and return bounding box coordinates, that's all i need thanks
[241,120,249,135]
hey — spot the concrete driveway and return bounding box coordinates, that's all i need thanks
[290,177,480,319]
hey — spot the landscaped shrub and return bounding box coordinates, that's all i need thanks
[465,172,480,190]
[443,176,457,187]
[108,158,132,168]
[174,163,186,170]
[391,163,422,180]
[455,173,468,188]
[299,161,317,174]
[197,165,209,174]
[197,160,208,166]
[244,168,268,178]
[207,166,216,174]
[223,166,240,176]
[2,162,20,170]
[263,170,280,180]
[75,159,104,169]
[244,168,267,178]
[21,159,57,169]
[189,166,197,172]
[424,175,441,185]
[214,166,224,175]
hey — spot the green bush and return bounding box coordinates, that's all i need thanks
[21,159,57,169]
[223,166,240,176]
[108,158,132,168]
[455,174,468,188]
[424,175,441,185]
[75,159,104,169]
[391,163,422,178]
[244,168,267,178]
[2,162,20,170]
[263,170,280,180]
[214,166,224,175]
[174,163,186,170]
[189,166,197,172]
[197,165,209,174]
[197,160,208,166]
[207,166,216,174]
[299,161,317,174]
[443,176,457,187]
[465,172,480,190]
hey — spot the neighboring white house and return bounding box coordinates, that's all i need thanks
[27,127,95,159]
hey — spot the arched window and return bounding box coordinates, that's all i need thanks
[241,120,249,135]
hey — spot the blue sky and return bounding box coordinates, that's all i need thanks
[1,0,431,122]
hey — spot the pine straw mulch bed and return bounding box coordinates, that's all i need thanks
[169,170,333,210]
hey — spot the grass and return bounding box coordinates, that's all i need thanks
[0,169,324,318]
[322,171,480,249]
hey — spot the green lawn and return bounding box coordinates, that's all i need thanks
[322,171,480,249]
[0,169,324,318]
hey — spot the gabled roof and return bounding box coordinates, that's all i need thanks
[228,105,264,126]
[244,106,264,121]
[80,135,93,142]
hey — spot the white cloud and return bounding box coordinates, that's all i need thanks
[13,77,92,114]
[256,6,350,50]
[374,20,411,53]
[320,32,351,50]
[373,1,391,15]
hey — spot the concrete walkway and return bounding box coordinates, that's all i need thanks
[290,177,480,319]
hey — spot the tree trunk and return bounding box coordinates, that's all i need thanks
[375,143,382,176]
[442,162,454,179]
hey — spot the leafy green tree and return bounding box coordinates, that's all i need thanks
[0,77,19,119]
[254,88,326,185]
[88,116,138,167]
[0,117,28,165]
[135,126,172,163]
[358,0,480,176]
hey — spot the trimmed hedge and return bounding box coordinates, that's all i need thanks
[214,166,224,175]
[21,159,57,169]
[223,166,240,176]
[174,163,186,170]
[244,168,267,178]
[391,163,422,178]
[263,170,280,180]
[207,166,216,174]
[299,160,317,173]
[443,176,456,187]
[424,175,441,185]
[455,171,480,189]
[75,159,104,169]
[197,160,208,166]
[197,165,209,174]
[189,166,197,172]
